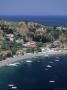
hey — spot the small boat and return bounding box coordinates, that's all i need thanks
[49,80,55,83]
[46,65,52,68]
[8,84,14,87]
[11,86,17,89]
[7,62,20,67]
[7,63,17,67]
[26,60,32,63]
[55,59,60,62]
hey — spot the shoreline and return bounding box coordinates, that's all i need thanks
[0,50,67,67]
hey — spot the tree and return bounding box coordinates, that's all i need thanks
[51,30,60,40]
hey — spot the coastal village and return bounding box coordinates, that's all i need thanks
[0,20,67,61]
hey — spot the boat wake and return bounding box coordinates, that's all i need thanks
[7,62,20,67]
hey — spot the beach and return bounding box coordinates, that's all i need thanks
[0,50,67,67]
[0,52,44,67]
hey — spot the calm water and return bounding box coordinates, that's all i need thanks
[0,55,67,90]
[0,16,67,26]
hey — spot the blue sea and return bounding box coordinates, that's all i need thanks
[0,15,67,26]
[0,55,67,90]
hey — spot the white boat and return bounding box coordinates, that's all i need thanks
[8,84,14,87]
[7,62,20,67]
[26,60,32,63]
[7,63,17,67]
[49,80,55,83]
[55,59,60,62]
[11,86,17,89]
[46,65,52,68]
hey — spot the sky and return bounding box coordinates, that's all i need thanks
[0,0,67,16]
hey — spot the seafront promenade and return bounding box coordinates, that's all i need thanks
[0,50,67,67]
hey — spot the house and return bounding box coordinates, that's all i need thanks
[52,40,62,48]
[23,41,37,48]
[23,41,37,53]
[16,49,24,56]
[5,34,14,41]
[25,44,37,48]
[0,50,12,57]
[16,38,24,44]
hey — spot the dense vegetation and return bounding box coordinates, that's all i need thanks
[0,20,67,45]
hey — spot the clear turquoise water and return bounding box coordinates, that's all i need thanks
[0,55,67,90]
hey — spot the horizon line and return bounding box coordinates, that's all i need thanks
[0,15,67,16]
